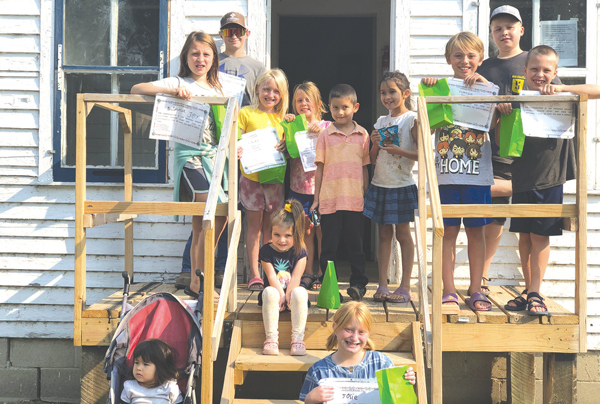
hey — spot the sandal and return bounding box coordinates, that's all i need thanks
[290,339,306,356]
[263,339,279,355]
[527,292,548,316]
[300,274,317,290]
[442,293,459,306]
[465,291,492,312]
[373,285,390,302]
[388,286,411,303]
[248,277,264,291]
[312,279,322,290]
[504,289,528,311]
[481,277,490,295]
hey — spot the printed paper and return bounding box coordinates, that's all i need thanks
[219,71,246,108]
[293,130,318,172]
[520,90,575,139]
[447,78,500,131]
[239,128,286,174]
[320,378,381,404]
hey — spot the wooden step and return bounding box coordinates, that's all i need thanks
[235,347,416,373]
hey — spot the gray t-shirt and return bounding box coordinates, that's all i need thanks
[218,54,266,107]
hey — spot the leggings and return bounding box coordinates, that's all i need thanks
[262,286,308,341]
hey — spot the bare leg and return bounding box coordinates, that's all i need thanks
[304,217,316,276]
[377,224,394,290]
[442,224,460,306]
[519,233,532,290]
[483,222,503,285]
[261,210,272,246]
[465,225,490,310]
[246,209,264,280]
[395,222,414,291]
[527,233,550,313]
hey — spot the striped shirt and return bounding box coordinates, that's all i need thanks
[314,123,370,214]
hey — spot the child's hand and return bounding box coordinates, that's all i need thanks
[306,385,335,404]
[380,144,403,156]
[283,113,296,122]
[279,290,287,312]
[404,367,416,385]
[539,84,563,95]
[308,123,322,133]
[421,77,438,87]
[309,200,319,213]
[275,139,286,152]
[496,103,513,116]
[463,73,487,88]
[237,146,243,159]
[370,129,381,145]
[174,87,192,100]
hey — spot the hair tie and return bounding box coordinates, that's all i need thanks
[284,203,292,213]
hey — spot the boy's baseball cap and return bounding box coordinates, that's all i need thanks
[490,5,522,23]
[220,12,247,29]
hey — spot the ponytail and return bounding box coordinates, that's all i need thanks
[271,199,306,255]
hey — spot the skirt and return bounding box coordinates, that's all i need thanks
[363,184,418,225]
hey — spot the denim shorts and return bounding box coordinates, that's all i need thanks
[439,184,492,228]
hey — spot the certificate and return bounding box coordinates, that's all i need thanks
[219,72,246,109]
[149,94,210,149]
[447,78,499,131]
[294,130,318,172]
[239,128,286,174]
[540,20,578,67]
[520,90,575,139]
[319,378,380,404]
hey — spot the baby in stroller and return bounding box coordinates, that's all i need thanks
[121,339,182,404]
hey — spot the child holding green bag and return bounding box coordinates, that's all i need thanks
[282,82,332,291]
[299,302,415,403]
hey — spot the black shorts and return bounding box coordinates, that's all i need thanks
[509,185,564,236]
[179,166,209,202]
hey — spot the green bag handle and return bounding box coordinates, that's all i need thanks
[418,79,454,130]
[279,114,308,159]
[376,365,417,404]
[499,108,525,158]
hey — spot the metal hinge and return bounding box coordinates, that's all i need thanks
[159,50,164,80]
[57,44,63,90]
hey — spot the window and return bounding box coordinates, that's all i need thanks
[53,0,168,183]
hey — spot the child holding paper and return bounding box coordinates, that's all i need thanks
[283,82,332,290]
[300,302,415,403]
[365,71,418,304]
[237,69,289,291]
[421,32,494,312]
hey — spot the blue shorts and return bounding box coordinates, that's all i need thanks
[288,189,314,215]
[439,185,492,228]
[509,185,563,236]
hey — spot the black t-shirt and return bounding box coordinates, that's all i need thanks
[258,243,308,289]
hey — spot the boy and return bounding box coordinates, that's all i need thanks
[310,84,370,301]
[218,11,266,107]
[502,45,584,314]
[421,32,493,312]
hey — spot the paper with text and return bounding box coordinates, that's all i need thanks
[294,130,318,172]
[239,128,286,174]
[320,378,381,404]
[219,72,246,109]
[447,78,499,131]
[149,94,210,148]
[520,90,575,139]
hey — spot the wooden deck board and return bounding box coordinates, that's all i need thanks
[456,287,508,324]
[384,284,419,323]
[487,286,540,324]
[82,282,161,318]
[502,286,578,325]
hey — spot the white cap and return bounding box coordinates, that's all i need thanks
[490,5,522,23]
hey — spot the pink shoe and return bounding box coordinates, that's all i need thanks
[263,339,279,355]
[290,339,306,356]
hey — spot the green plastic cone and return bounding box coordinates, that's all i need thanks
[317,261,341,309]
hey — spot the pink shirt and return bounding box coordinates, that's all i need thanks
[290,120,332,195]
[315,122,370,214]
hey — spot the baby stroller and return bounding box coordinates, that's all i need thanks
[104,272,203,404]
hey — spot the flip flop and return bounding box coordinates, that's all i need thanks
[527,292,548,316]
[373,285,390,302]
[300,274,317,290]
[248,277,264,291]
[388,286,411,303]
[465,291,492,312]
[504,289,528,311]
[442,293,459,306]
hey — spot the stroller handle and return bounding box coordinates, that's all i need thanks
[122,271,131,296]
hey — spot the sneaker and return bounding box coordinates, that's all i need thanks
[175,273,191,290]
[347,285,366,301]
[290,339,306,356]
[263,339,279,355]
[215,270,225,288]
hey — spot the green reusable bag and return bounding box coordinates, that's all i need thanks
[317,261,341,309]
[376,366,417,404]
[418,79,454,129]
[211,105,227,142]
[499,108,525,158]
[258,163,287,184]
[279,114,308,158]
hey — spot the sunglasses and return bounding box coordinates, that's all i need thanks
[221,27,247,38]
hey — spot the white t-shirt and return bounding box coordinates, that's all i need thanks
[121,379,183,404]
[371,111,418,188]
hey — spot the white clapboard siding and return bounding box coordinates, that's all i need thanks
[0,77,40,91]
[0,0,41,16]
[0,129,38,147]
[0,255,182,273]
[0,16,40,35]
[0,92,40,110]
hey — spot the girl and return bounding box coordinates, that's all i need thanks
[364,71,418,303]
[131,32,228,299]
[299,302,415,403]
[121,339,182,404]
[283,82,331,290]
[237,69,289,291]
[259,199,309,355]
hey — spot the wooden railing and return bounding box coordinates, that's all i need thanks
[73,93,240,404]
[415,94,588,404]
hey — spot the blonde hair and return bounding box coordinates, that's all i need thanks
[270,199,306,255]
[326,302,375,351]
[445,31,485,61]
[292,82,327,121]
[250,68,289,120]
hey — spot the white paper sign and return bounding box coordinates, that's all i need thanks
[447,78,499,131]
[540,20,578,67]
[520,90,576,139]
[319,378,380,404]
[219,72,246,108]
[149,94,210,149]
[239,128,286,174]
[294,130,318,172]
